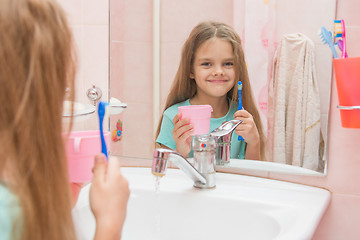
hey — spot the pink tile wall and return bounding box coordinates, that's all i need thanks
[312,1,360,238]
[58,0,109,131]
[110,0,153,158]
[266,0,360,238]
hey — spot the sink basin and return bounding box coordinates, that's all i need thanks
[72,167,330,240]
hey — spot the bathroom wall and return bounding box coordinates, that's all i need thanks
[58,0,109,131]
[245,1,360,239]
[311,1,360,238]
[109,0,154,157]
[59,0,360,239]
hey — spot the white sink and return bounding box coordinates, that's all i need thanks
[72,167,330,240]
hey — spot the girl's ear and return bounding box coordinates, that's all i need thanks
[190,72,195,79]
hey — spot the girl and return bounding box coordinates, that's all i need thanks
[0,0,129,239]
[156,21,265,161]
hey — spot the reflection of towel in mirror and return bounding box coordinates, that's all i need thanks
[267,33,324,171]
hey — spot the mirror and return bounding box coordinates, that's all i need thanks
[109,0,336,175]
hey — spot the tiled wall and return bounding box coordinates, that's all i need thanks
[58,0,109,131]
[59,0,360,239]
[109,0,154,158]
[311,1,360,239]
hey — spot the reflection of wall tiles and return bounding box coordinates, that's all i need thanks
[70,26,84,103]
[160,41,183,103]
[83,26,109,102]
[119,102,154,159]
[109,0,153,158]
[276,0,336,44]
[110,42,125,98]
[111,0,152,42]
[161,0,233,42]
[111,42,153,103]
[58,0,109,132]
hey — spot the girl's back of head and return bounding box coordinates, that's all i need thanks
[0,0,76,239]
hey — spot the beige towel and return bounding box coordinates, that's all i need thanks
[267,33,324,171]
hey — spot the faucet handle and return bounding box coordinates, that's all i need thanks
[210,120,242,166]
[210,119,242,138]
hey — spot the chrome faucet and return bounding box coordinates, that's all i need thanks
[152,148,215,189]
[210,119,242,165]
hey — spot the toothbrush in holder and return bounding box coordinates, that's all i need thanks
[319,26,338,59]
[237,81,244,141]
[98,101,109,160]
[334,19,347,58]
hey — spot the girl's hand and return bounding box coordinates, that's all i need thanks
[90,154,130,240]
[172,113,193,157]
[234,109,260,160]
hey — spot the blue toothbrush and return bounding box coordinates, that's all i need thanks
[98,101,109,160]
[237,81,244,141]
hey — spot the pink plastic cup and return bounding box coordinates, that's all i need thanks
[65,130,110,182]
[178,105,213,135]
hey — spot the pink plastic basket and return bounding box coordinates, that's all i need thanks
[65,131,110,182]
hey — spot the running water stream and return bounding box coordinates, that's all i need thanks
[154,175,162,239]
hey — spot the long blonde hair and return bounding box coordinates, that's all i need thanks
[0,0,76,239]
[155,21,265,160]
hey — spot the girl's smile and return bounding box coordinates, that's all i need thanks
[207,79,229,83]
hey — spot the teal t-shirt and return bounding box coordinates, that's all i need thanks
[156,99,246,158]
[0,184,21,240]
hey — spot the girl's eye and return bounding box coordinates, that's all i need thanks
[201,62,211,67]
[224,62,234,67]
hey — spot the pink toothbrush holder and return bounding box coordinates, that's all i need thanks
[178,105,213,135]
[333,57,360,128]
[65,130,110,182]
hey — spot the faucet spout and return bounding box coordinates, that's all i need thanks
[152,148,207,187]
